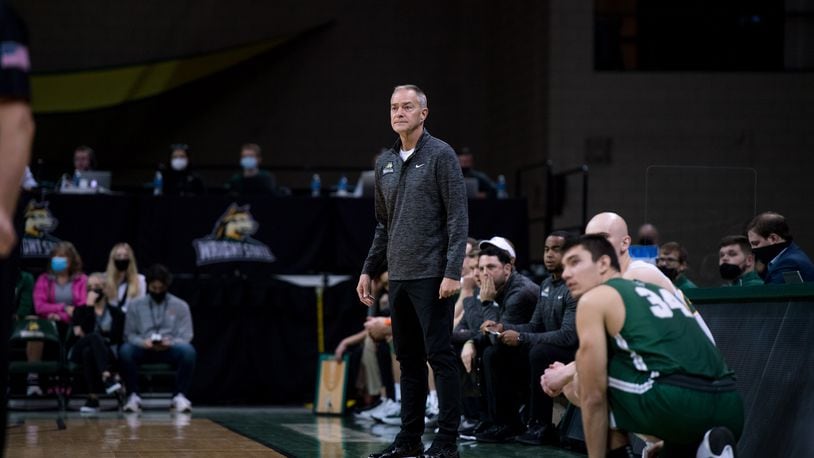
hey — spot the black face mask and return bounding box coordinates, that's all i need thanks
[149,290,167,304]
[751,241,790,265]
[461,167,471,175]
[114,259,130,272]
[90,288,105,301]
[719,263,743,281]
[658,265,678,281]
[638,237,655,246]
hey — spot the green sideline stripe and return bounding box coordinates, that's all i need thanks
[31,37,289,113]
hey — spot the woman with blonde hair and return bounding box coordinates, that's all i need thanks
[104,243,145,311]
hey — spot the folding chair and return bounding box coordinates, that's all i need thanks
[8,318,68,429]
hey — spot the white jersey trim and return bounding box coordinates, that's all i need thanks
[608,376,654,395]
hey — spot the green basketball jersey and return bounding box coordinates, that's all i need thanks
[604,278,733,395]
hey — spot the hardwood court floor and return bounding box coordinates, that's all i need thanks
[6,406,584,457]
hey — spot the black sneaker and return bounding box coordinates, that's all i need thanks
[515,421,558,445]
[80,397,100,414]
[458,418,480,440]
[475,424,523,443]
[697,427,737,458]
[421,441,459,458]
[368,440,423,458]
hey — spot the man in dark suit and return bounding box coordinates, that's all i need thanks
[746,212,814,284]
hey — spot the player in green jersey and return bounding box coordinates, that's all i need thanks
[562,234,743,458]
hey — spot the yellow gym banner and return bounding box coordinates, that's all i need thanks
[31,37,290,114]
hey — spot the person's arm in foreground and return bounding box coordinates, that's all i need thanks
[0,100,33,256]
[576,288,611,458]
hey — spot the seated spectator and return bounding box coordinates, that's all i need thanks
[636,223,660,246]
[746,211,814,284]
[657,241,697,291]
[70,273,125,413]
[335,272,394,411]
[451,249,494,439]
[32,241,88,395]
[718,235,763,286]
[462,239,538,442]
[476,237,538,324]
[457,147,497,198]
[477,231,577,444]
[453,237,479,328]
[225,143,281,196]
[163,143,206,196]
[33,241,87,324]
[57,145,95,192]
[120,264,195,413]
[104,242,145,311]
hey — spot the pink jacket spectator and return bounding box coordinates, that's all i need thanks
[33,273,88,323]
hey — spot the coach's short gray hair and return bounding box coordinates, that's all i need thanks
[393,84,428,108]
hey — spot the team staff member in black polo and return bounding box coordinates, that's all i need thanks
[0,2,35,451]
[358,85,468,458]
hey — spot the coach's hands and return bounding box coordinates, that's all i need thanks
[356,273,374,307]
[439,278,460,299]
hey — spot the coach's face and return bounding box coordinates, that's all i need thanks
[561,246,606,299]
[390,89,427,136]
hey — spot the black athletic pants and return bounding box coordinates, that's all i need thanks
[482,343,529,428]
[389,278,460,444]
[528,342,575,424]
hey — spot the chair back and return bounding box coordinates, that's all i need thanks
[10,318,61,344]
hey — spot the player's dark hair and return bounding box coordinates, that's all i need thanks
[479,245,512,265]
[563,234,621,272]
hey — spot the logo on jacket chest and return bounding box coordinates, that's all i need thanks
[382,162,395,175]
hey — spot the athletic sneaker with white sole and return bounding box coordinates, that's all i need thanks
[696,427,737,458]
[355,398,395,421]
[123,393,142,413]
[172,393,192,413]
[372,400,402,425]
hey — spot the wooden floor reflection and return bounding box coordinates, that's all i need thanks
[6,414,283,457]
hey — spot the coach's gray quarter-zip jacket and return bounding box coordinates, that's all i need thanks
[362,129,468,281]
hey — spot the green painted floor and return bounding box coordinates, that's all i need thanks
[204,407,585,457]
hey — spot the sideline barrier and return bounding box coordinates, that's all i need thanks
[686,284,814,458]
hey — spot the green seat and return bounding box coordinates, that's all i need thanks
[8,318,68,416]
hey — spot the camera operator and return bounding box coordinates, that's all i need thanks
[119,264,196,413]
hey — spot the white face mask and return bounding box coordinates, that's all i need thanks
[171,157,188,171]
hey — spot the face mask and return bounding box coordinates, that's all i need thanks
[719,263,743,281]
[149,290,167,303]
[170,157,188,171]
[51,257,68,273]
[751,241,789,264]
[90,288,105,300]
[658,265,678,281]
[114,259,130,272]
[461,167,471,174]
[638,237,655,246]
[240,156,258,170]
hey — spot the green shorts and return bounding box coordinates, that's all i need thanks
[609,381,744,445]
